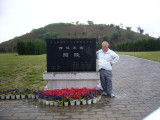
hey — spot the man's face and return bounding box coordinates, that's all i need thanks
[102,43,109,52]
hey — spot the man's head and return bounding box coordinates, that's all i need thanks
[102,41,109,52]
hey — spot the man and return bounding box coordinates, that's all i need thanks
[97,41,119,97]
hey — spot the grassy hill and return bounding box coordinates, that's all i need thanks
[0,23,153,52]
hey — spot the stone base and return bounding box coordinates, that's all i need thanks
[43,71,100,90]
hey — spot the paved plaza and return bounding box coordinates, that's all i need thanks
[0,54,160,120]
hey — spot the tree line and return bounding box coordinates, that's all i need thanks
[1,38,159,54]
[0,47,15,53]
[16,39,46,55]
[115,38,160,52]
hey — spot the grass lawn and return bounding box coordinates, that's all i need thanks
[0,53,47,90]
[117,51,160,62]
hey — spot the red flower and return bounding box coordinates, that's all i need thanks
[42,88,101,100]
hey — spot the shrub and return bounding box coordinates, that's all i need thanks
[103,35,108,41]
[17,39,46,55]
[111,30,121,41]
[109,24,114,27]
[82,31,86,35]
[126,31,136,40]
[126,27,132,31]
[115,38,160,52]
[74,32,77,36]
[68,32,71,36]
[98,25,104,30]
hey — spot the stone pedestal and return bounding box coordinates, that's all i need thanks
[43,71,100,90]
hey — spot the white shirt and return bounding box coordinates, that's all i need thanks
[96,49,119,70]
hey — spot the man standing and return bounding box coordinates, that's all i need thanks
[97,41,119,97]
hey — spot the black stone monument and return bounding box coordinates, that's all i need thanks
[46,38,96,72]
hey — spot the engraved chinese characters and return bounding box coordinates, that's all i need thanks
[46,38,96,72]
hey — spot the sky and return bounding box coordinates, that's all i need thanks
[0,0,160,43]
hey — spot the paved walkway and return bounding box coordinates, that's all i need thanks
[0,54,160,120]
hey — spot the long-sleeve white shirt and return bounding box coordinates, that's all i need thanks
[96,49,119,70]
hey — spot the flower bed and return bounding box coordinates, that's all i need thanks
[0,88,103,106]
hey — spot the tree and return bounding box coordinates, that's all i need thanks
[140,29,144,34]
[68,32,71,36]
[126,31,136,40]
[111,30,121,41]
[98,24,104,30]
[16,40,46,55]
[115,38,160,52]
[76,21,79,24]
[17,40,26,55]
[82,31,86,35]
[111,32,118,41]
[126,27,132,31]
[96,43,101,51]
[87,20,94,25]
[110,24,114,27]
[96,36,99,42]
[43,31,65,39]
[103,35,108,41]
[116,25,120,29]
[137,26,144,34]
[137,26,141,32]
[0,47,6,52]
[110,44,116,50]
[74,32,77,36]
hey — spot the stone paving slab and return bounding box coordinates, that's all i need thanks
[0,54,160,120]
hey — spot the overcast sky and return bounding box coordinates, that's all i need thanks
[0,0,160,43]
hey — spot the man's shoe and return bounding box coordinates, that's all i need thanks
[108,94,115,98]
[102,92,108,96]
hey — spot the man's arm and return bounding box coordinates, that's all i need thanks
[110,52,119,65]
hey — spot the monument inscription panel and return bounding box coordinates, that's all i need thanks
[46,38,96,72]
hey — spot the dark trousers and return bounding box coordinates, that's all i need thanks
[100,69,113,95]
